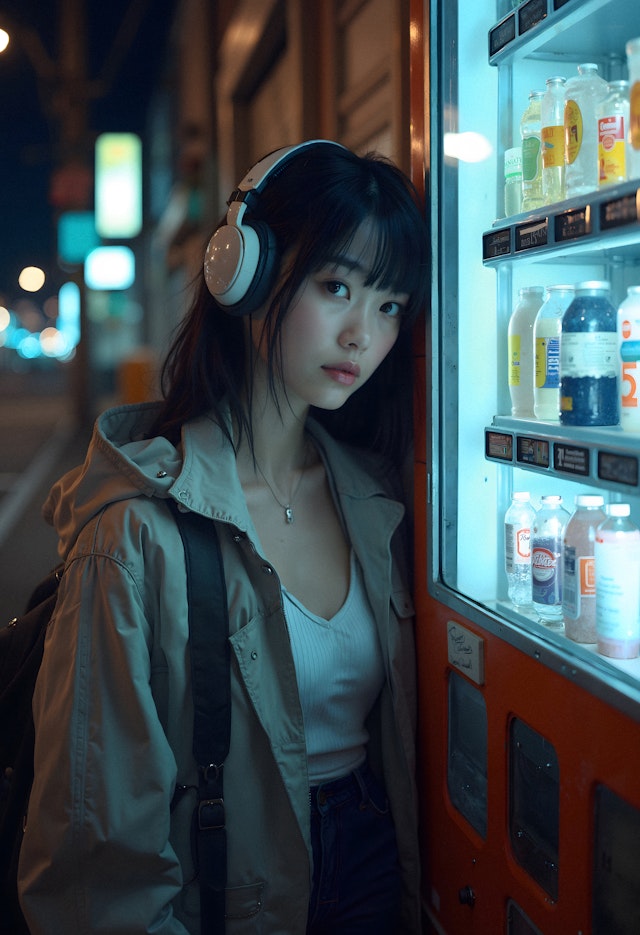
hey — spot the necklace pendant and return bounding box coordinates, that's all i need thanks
[285,506,294,524]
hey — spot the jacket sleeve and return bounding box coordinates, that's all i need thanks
[17,549,191,935]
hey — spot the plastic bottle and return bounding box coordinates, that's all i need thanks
[504,147,523,217]
[595,504,640,659]
[598,80,630,187]
[531,495,570,625]
[533,284,575,421]
[618,285,640,432]
[627,37,640,181]
[559,281,619,426]
[564,63,608,198]
[520,90,545,212]
[504,492,535,607]
[562,494,606,643]
[541,76,567,204]
[508,286,545,418]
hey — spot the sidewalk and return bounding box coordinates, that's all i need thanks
[0,371,93,616]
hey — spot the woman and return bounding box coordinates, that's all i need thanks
[18,140,429,934]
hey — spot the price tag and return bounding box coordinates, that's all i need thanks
[485,430,513,461]
[489,14,516,57]
[554,443,589,476]
[600,192,640,230]
[555,206,592,242]
[515,219,548,252]
[598,450,639,487]
[518,0,547,35]
[516,436,550,468]
[483,227,511,260]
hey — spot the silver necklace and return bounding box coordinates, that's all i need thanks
[255,446,308,525]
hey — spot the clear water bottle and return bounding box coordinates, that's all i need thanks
[531,495,570,625]
[508,286,545,418]
[595,504,640,659]
[564,63,608,197]
[533,284,575,421]
[504,147,523,216]
[520,90,545,212]
[505,492,535,607]
[541,76,567,204]
[598,80,630,187]
[562,494,606,643]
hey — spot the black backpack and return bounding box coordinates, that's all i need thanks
[0,567,62,935]
[0,502,230,935]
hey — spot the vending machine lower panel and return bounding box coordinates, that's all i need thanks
[415,589,640,935]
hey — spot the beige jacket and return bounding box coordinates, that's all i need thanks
[18,402,421,934]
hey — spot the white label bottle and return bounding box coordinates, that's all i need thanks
[595,504,640,659]
[508,286,545,418]
[534,284,575,421]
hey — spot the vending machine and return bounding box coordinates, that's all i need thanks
[413,0,640,932]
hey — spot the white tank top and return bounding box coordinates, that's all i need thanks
[282,551,385,784]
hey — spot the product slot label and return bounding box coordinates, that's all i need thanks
[541,125,565,168]
[564,99,583,164]
[535,336,560,388]
[560,332,618,378]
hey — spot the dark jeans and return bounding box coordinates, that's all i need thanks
[307,761,401,934]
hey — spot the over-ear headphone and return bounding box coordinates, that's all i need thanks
[203,139,346,316]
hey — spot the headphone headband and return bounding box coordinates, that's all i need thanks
[204,140,347,315]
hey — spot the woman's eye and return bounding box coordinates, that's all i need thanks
[325,280,349,298]
[380,301,403,318]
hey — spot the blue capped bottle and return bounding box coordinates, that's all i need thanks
[559,281,619,426]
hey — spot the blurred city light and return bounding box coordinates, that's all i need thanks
[0,29,9,54]
[18,266,46,292]
[58,211,99,264]
[95,133,142,239]
[85,246,135,290]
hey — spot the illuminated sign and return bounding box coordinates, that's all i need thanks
[95,133,142,239]
[85,246,135,290]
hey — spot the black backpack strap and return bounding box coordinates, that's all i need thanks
[167,499,230,934]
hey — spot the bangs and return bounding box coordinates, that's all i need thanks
[295,185,428,326]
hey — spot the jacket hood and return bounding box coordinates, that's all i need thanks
[43,403,193,559]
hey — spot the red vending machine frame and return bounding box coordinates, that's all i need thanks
[409,0,640,932]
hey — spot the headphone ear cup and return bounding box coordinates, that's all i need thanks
[204,219,278,316]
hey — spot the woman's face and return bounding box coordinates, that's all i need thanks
[249,224,409,415]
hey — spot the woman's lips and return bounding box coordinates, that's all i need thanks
[322,362,361,386]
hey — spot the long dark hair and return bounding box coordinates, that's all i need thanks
[150,141,429,465]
